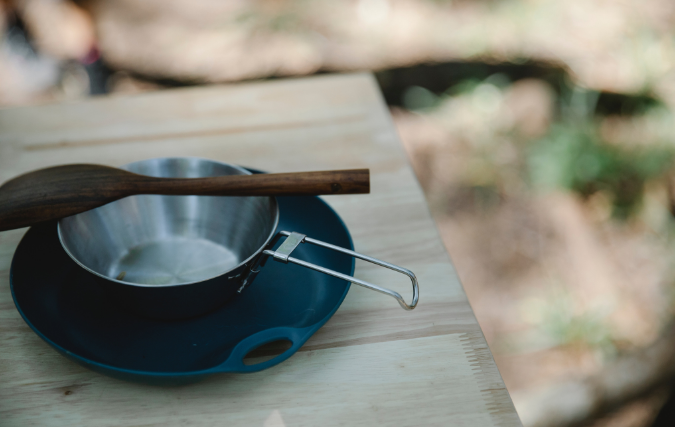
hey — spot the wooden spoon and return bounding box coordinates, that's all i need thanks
[0,164,369,232]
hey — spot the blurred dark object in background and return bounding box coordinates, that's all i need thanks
[0,0,111,104]
[81,46,112,95]
[652,387,675,426]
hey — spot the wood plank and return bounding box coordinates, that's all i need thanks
[0,73,521,426]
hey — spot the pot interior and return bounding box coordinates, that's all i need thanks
[58,158,278,286]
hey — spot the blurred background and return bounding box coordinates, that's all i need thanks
[4,0,675,425]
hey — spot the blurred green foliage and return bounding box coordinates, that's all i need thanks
[528,122,674,218]
[402,85,439,111]
[528,86,674,219]
[402,74,511,111]
[540,291,617,357]
[404,75,674,220]
[500,289,618,357]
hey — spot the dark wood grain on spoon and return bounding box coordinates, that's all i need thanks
[0,164,370,232]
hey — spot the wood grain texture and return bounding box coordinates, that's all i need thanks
[0,165,369,231]
[0,73,522,426]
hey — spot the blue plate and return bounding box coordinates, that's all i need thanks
[10,195,354,385]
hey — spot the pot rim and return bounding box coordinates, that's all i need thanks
[57,157,280,289]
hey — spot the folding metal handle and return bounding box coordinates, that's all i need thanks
[263,231,419,310]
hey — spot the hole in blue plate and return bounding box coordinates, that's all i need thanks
[243,339,293,365]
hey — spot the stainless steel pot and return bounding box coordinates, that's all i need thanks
[58,158,419,319]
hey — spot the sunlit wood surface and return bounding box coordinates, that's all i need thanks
[0,73,521,427]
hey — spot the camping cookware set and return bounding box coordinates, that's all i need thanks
[4,158,419,382]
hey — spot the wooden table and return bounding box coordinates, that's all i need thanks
[0,73,521,426]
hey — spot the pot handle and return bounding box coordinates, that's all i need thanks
[215,326,308,373]
[263,231,419,310]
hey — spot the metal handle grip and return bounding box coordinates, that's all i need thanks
[263,231,419,310]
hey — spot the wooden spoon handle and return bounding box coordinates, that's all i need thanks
[146,169,370,196]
